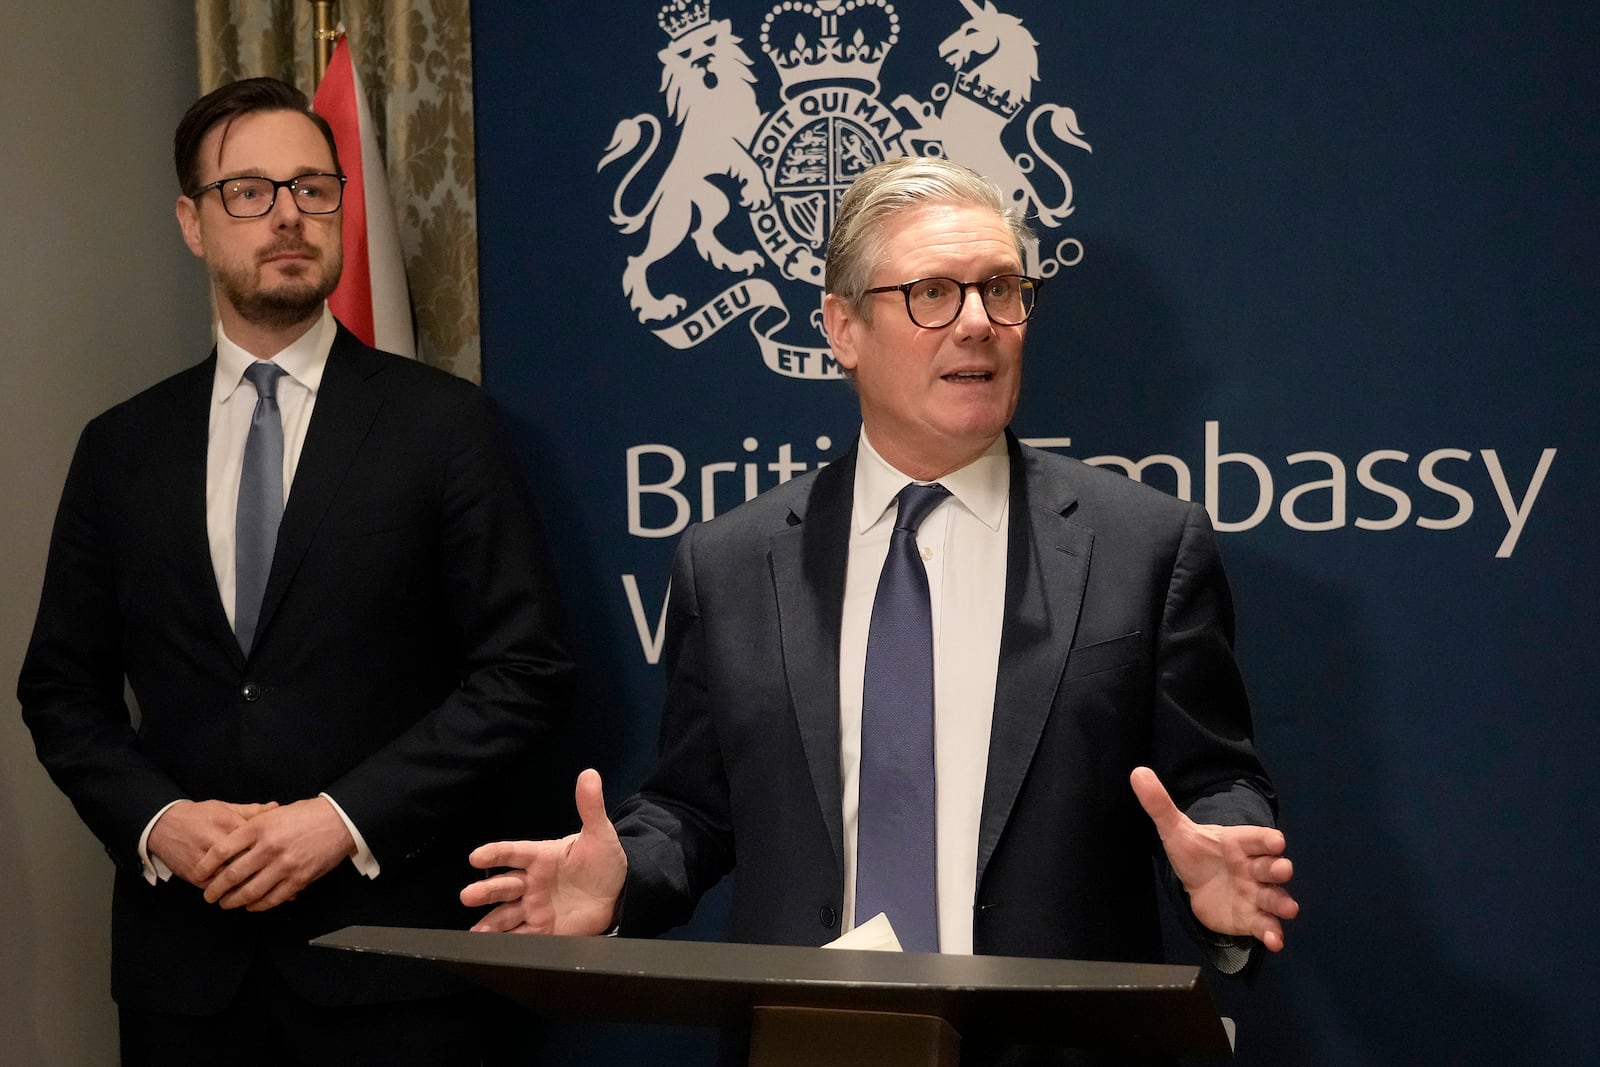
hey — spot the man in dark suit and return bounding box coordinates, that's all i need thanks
[17,78,571,1065]
[461,157,1296,1055]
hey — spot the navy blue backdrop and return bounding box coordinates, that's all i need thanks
[470,2,1597,1062]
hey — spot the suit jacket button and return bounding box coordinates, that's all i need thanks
[820,905,837,929]
[241,683,261,702]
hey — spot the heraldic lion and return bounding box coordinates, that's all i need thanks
[599,18,772,323]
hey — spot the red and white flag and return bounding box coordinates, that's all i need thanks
[313,32,415,357]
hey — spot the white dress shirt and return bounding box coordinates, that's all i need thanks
[205,311,332,630]
[137,309,378,883]
[840,430,1010,954]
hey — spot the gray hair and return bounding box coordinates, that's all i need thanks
[823,156,1035,319]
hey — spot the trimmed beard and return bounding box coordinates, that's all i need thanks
[217,246,343,331]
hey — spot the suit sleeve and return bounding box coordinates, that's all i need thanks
[317,384,574,866]
[611,523,738,937]
[1152,501,1277,812]
[18,422,186,866]
[1154,500,1279,973]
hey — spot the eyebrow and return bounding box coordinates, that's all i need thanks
[892,262,1024,281]
[205,169,330,185]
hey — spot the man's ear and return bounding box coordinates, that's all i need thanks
[175,195,206,259]
[821,293,860,372]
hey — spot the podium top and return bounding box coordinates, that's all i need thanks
[314,926,1230,1055]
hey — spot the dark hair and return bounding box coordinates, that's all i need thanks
[174,77,341,196]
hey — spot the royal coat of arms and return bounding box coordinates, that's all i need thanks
[599,0,1091,379]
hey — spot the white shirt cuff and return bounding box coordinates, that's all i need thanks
[138,800,182,885]
[320,792,380,879]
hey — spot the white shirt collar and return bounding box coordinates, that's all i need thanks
[853,428,1010,534]
[211,306,336,405]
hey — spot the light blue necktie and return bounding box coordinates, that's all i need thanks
[856,481,949,953]
[235,362,286,656]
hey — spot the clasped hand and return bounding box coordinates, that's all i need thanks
[147,796,354,912]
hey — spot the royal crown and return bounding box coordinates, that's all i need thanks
[952,69,1026,121]
[658,0,712,39]
[760,0,900,99]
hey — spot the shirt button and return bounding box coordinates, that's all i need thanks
[920,546,933,562]
[819,905,838,929]
[241,683,262,702]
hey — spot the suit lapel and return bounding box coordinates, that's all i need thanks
[253,330,386,648]
[770,446,856,870]
[976,436,1093,887]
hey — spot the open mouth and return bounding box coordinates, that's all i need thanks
[943,370,993,383]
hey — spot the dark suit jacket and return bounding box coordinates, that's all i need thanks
[18,326,572,1013]
[613,433,1275,972]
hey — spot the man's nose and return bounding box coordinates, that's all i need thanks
[953,284,993,334]
[266,185,306,225]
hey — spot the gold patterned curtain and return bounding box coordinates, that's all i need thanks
[195,0,480,381]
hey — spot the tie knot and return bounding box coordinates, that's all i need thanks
[243,361,286,400]
[893,482,949,533]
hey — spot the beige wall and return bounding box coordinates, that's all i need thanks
[1,5,207,1063]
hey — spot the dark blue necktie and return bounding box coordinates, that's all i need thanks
[856,481,949,953]
[235,362,286,656]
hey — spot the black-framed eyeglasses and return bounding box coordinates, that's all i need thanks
[864,274,1044,328]
[189,173,347,218]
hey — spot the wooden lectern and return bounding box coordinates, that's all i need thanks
[313,926,1232,1065]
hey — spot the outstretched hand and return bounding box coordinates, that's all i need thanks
[461,768,627,936]
[1130,766,1299,951]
